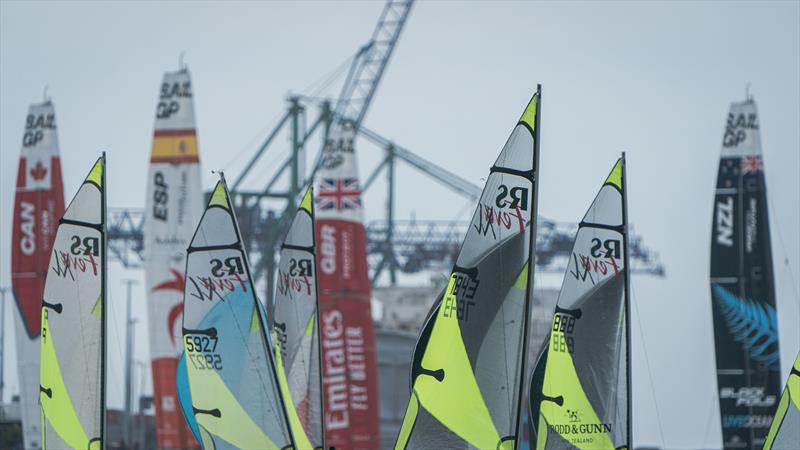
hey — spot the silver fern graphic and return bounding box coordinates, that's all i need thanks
[712,284,780,370]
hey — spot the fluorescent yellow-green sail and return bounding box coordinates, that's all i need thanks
[274,333,314,450]
[605,159,623,191]
[40,310,92,450]
[208,181,229,209]
[519,95,538,131]
[85,157,103,187]
[184,337,279,450]
[400,274,501,449]
[538,321,614,449]
[763,351,800,450]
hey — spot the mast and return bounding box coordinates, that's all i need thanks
[513,84,541,449]
[100,152,107,450]
[621,152,632,447]
[219,172,297,450]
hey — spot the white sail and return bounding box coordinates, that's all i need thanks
[182,176,294,449]
[39,156,106,450]
[273,187,324,449]
[144,66,204,449]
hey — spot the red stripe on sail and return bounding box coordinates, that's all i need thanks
[150,155,200,164]
[153,128,197,137]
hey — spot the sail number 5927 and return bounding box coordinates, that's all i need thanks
[185,335,223,370]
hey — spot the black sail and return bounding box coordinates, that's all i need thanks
[709,97,780,449]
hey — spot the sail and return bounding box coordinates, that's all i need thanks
[11,100,65,450]
[763,351,800,449]
[274,187,324,450]
[395,86,541,450]
[315,123,381,449]
[144,67,204,449]
[710,98,780,448]
[181,176,294,450]
[39,156,106,450]
[527,158,630,450]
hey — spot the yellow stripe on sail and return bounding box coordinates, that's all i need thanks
[274,332,314,450]
[184,339,279,450]
[151,134,199,163]
[40,309,92,449]
[538,322,614,450]
[413,274,501,449]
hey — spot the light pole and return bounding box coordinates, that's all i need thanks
[122,279,138,447]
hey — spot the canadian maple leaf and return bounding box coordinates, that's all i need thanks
[29,160,48,181]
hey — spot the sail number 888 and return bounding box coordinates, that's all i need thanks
[185,335,223,370]
[552,314,575,354]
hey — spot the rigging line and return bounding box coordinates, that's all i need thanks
[219,109,292,181]
[767,189,800,304]
[301,51,358,99]
[106,288,126,405]
[630,282,666,447]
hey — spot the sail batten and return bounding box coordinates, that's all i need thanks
[527,157,630,450]
[395,86,541,450]
[40,155,106,450]
[182,176,294,450]
[709,98,780,449]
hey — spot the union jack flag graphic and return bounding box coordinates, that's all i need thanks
[740,156,763,174]
[317,177,362,211]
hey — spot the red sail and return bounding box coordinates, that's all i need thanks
[315,124,381,449]
[11,100,65,450]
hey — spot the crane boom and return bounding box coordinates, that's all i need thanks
[334,0,414,127]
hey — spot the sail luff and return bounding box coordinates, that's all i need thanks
[220,171,298,450]
[621,152,632,447]
[311,186,327,450]
[513,83,542,450]
[219,172,297,448]
[100,153,107,449]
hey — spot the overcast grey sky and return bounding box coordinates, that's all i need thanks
[1,1,798,448]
